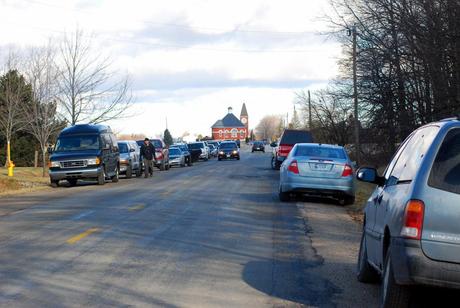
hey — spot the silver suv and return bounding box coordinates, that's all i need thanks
[356,117,460,307]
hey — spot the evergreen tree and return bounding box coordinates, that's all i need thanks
[163,129,173,146]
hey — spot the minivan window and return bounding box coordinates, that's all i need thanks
[55,135,100,152]
[295,145,346,159]
[280,130,313,145]
[428,128,460,194]
[118,143,129,153]
[388,126,438,184]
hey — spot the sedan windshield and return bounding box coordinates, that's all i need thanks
[295,146,346,159]
[55,135,100,152]
[220,143,237,149]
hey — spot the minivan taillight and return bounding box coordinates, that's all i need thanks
[279,145,292,157]
[401,200,425,240]
[341,164,353,177]
[288,160,299,174]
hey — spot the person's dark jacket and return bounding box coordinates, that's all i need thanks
[140,143,156,161]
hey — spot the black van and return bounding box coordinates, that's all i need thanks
[49,124,120,187]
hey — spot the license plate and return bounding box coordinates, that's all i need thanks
[226,154,230,158]
[314,163,328,170]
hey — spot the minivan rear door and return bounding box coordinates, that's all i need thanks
[421,127,460,263]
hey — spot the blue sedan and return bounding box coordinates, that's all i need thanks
[279,143,355,204]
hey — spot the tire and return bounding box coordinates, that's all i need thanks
[135,167,141,177]
[279,187,290,202]
[237,156,240,160]
[165,162,170,170]
[111,167,119,183]
[160,161,166,171]
[271,157,281,170]
[126,165,133,179]
[50,180,59,188]
[357,232,379,283]
[68,179,78,187]
[218,157,222,161]
[339,195,355,206]
[187,158,193,166]
[98,168,106,185]
[381,247,411,308]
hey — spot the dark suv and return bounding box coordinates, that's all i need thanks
[356,117,460,307]
[272,129,313,170]
[49,124,120,186]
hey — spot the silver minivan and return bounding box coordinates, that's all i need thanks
[356,117,460,307]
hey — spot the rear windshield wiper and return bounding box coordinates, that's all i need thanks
[396,180,412,184]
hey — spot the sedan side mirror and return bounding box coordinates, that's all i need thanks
[357,167,384,186]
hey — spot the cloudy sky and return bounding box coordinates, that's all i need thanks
[0,0,341,139]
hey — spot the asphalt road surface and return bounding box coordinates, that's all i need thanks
[0,148,403,307]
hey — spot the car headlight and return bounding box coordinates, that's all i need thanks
[50,161,60,168]
[233,150,238,154]
[219,151,224,155]
[87,157,101,165]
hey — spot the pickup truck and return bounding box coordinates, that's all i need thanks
[271,129,314,170]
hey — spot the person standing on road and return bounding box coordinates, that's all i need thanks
[140,138,155,178]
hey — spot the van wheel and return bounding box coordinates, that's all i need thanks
[126,165,133,179]
[98,168,106,185]
[381,247,411,308]
[50,180,59,188]
[111,167,119,183]
[357,232,379,283]
[68,179,78,187]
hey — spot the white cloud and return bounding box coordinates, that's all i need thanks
[0,0,341,136]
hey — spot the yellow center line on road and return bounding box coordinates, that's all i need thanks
[66,228,100,244]
[128,204,146,211]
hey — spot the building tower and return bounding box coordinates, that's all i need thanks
[240,103,248,133]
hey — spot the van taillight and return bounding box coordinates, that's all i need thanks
[288,160,299,174]
[341,164,353,177]
[401,200,425,240]
[279,145,292,156]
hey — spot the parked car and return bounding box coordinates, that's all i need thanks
[189,142,209,161]
[278,143,355,204]
[168,147,186,167]
[118,140,141,178]
[137,138,170,171]
[252,141,265,153]
[208,144,218,157]
[356,117,460,307]
[207,140,220,149]
[171,143,193,166]
[49,124,119,187]
[218,141,240,160]
[272,129,313,170]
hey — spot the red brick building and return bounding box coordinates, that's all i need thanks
[211,104,249,140]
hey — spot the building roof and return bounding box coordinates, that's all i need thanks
[240,103,248,117]
[211,113,245,128]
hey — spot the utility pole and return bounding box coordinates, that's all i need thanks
[350,25,360,166]
[308,90,312,130]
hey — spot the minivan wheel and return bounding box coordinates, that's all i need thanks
[50,180,59,188]
[381,247,411,308]
[111,167,119,183]
[126,165,133,179]
[98,168,106,185]
[357,232,379,283]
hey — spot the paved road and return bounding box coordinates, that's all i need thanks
[0,150,382,307]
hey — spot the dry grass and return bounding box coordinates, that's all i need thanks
[0,167,51,196]
[348,181,377,224]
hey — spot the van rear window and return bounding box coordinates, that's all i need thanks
[428,128,460,194]
[280,130,313,145]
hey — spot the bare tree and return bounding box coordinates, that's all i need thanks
[23,43,65,176]
[0,52,30,166]
[56,29,132,125]
[256,115,283,141]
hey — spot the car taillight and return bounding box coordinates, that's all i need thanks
[401,200,425,240]
[341,164,353,177]
[288,160,299,174]
[156,152,163,159]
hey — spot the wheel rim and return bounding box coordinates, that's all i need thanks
[383,257,390,301]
